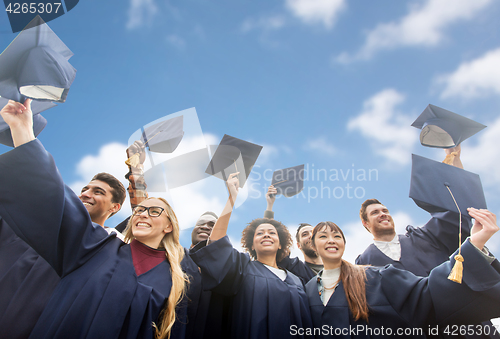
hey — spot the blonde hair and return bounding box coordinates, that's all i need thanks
[124,197,188,339]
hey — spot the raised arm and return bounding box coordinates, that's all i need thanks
[384,213,500,328]
[263,185,277,219]
[0,100,111,276]
[209,172,239,242]
[0,99,35,147]
[125,140,149,211]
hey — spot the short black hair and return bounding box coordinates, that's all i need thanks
[90,173,126,217]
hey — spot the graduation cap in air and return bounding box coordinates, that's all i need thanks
[271,164,305,197]
[126,116,184,167]
[0,97,56,146]
[141,116,184,153]
[206,134,263,188]
[0,15,76,103]
[411,104,486,148]
[409,153,487,284]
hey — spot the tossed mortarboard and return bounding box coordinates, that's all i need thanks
[206,134,263,188]
[411,104,486,148]
[126,116,184,168]
[141,116,184,153]
[409,153,487,284]
[409,154,486,214]
[0,15,76,103]
[271,164,305,197]
[0,96,56,147]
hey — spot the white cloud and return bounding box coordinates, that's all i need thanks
[436,47,500,99]
[166,34,186,50]
[126,0,158,30]
[285,0,346,29]
[461,116,500,186]
[241,15,287,33]
[336,0,492,63]
[347,89,418,165]
[69,142,132,222]
[303,136,336,156]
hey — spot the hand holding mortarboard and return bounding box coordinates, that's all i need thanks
[125,116,184,167]
[266,185,277,210]
[226,172,240,205]
[125,140,146,168]
[442,144,463,169]
[0,99,35,147]
[468,208,499,252]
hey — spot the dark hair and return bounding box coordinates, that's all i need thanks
[200,211,218,219]
[359,198,383,223]
[311,221,369,321]
[91,173,126,217]
[295,223,312,243]
[241,218,292,262]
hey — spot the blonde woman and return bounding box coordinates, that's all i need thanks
[0,99,187,339]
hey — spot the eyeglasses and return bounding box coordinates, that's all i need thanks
[132,205,165,217]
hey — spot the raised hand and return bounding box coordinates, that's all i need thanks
[0,99,35,147]
[468,208,499,250]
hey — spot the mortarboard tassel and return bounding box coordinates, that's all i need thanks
[445,185,464,284]
[448,254,464,283]
[125,153,141,168]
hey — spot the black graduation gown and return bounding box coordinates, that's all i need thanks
[279,255,316,286]
[0,217,60,339]
[355,212,471,277]
[180,250,231,339]
[307,240,500,338]
[190,236,313,339]
[0,140,180,339]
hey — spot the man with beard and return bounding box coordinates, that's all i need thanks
[355,146,499,339]
[355,146,471,276]
[264,185,323,285]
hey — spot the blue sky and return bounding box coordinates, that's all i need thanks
[2,0,500,268]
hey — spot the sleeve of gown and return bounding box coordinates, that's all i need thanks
[0,139,111,276]
[189,235,250,296]
[380,239,500,328]
[414,211,472,255]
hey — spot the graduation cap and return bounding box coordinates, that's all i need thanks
[126,116,184,168]
[206,134,263,188]
[0,97,56,147]
[271,164,305,197]
[411,104,486,148]
[0,16,76,103]
[409,153,487,283]
[141,116,184,153]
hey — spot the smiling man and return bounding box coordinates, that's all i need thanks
[0,100,127,339]
[79,172,126,238]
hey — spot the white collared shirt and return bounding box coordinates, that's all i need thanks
[373,234,401,261]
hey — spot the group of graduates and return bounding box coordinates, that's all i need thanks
[1,98,500,339]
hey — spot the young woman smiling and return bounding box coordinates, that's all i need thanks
[189,173,313,338]
[306,215,500,338]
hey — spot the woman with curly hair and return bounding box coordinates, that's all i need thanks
[306,218,500,338]
[190,173,313,339]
